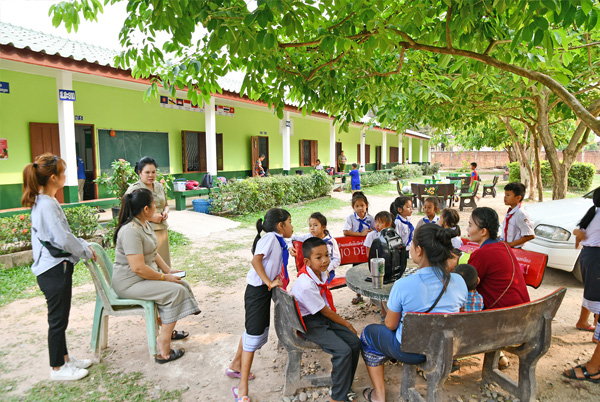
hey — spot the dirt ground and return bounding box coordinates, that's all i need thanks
[2,178,600,401]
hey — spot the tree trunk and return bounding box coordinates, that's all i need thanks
[502,117,534,200]
[505,145,517,164]
[532,131,544,202]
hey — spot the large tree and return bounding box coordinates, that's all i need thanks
[52,0,600,134]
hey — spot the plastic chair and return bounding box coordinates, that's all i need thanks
[459,181,480,211]
[84,242,158,361]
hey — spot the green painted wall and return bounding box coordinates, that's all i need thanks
[291,117,331,166]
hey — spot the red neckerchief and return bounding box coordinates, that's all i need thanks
[298,266,336,312]
[504,203,521,241]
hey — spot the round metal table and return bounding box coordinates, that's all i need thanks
[345,263,419,302]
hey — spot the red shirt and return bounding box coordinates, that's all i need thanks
[468,241,530,309]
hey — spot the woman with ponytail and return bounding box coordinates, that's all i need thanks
[22,153,97,381]
[360,224,467,401]
[112,188,200,364]
[228,208,293,402]
[126,156,171,266]
[564,188,600,382]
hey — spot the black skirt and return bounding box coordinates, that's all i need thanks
[580,246,600,302]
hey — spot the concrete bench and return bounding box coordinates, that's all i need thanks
[172,188,213,211]
[399,287,566,402]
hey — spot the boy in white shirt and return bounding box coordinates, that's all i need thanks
[364,211,395,252]
[500,182,535,248]
[291,237,360,402]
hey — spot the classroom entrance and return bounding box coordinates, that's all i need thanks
[336,142,342,171]
[375,146,382,170]
[251,136,269,176]
[29,122,98,202]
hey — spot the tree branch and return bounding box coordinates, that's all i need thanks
[368,47,405,77]
[566,98,600,155]
[328,12,355,31]
[306,51,346,81]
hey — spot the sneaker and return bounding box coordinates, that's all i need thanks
[67,356,92,369]
[50,364,89,381]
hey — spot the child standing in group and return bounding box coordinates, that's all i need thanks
[291,237,361,402]
[439,208,463,250]
[344,191,374,304]
[349,163,361,192]
[415,196,440,231]
[454,264,484,312]
[500,182,535,248]
[228,208,293,402]
[291,212,341,283]
[390,196,414,249]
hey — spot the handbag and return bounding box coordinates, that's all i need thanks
[39,239,72,258]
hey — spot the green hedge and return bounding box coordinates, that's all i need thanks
[344,171,392,192]
[421,162,442,176]
[508,161,596,192]
[392,164,422,180]
[0,205,99,255]
[210,171,333,214]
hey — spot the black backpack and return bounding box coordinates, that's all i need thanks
[200,173,213,189]
[368,227,408,284]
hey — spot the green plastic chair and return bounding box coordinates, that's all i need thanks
[84,242,158,361]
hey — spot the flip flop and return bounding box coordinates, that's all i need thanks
[576,325,596,332]
[225,368,255,380]
[563,365,600,383]
[351,295,364,305]
[362,388,375,402]
[155,348,185,364]
[232,386,250,402]
[171,330,189,340]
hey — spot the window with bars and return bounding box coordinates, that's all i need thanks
[299,140,318,167]
[182,131,223,172]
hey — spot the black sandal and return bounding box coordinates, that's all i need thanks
[563,365,600,383]
[155,348,185,364]
[362,388,374,402]
[171,330,189,340]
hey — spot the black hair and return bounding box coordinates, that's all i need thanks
[134,156,157,175]
[390,196,411,216]
[309,212,330,236]
[440,208,461,236]
[252,208,291,253]
[471,162,477,168]
[412,224,455,280]
[352,163,358,168]
[302,237,327,259]
[454,264,479,291]
[423,196,440,210]
[470,207,499,240]
[504,182,526,201]
[316,159,321,163]
[374,211,394,225]
[114,188,154,244]
[351,191,369,208]
[259,153,265,158]
[579,187,600,229]
[451,248,463,258]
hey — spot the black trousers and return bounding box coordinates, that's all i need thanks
[303,313,361,401]
[36,261,73,367]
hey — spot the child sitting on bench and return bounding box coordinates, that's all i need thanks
[291,237,361,402]
[454,264,484,312]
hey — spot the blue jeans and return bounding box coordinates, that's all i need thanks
[360,324,426,367]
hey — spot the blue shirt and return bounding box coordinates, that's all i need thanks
[77,157,86,179]
[349,169,360,186]
[387,267,468,343]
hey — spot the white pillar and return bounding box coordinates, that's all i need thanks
[382,131,387,166]
[205,97,217,175]
[398,133,403,163]
[282,111,291,172]
[56,71,77,190]
[419,139,423,162]
[329,121,336,168]
[428,140,432,163]
[360,127,366,168]
[408,137,413,163]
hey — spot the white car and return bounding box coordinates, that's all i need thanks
[522,189,595,281]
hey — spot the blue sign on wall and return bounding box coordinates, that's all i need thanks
[0,82,9,94]
[59,89,76,101]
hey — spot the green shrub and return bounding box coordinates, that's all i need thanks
[508,162,520,182]
[344,171,391,192]
[421,163,441,176]
[540,160,553,187]
[392,164,422,180]
[210,171,333,214]
[568,162,595,191]
[457,160,471,173]
[0,206,99,255]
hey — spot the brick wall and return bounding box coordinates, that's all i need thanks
[432,151,600,170]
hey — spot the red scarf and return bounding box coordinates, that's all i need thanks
[298,266,336,312]
[504,203,521,241]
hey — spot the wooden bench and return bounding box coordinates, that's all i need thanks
[482,175,499,198]
[173,188,212,211]
[399,287,566,402]
[292,236,369,290]
[459,180,480,211]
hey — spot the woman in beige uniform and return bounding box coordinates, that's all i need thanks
[112,188,200,363]
[126,156,171,266]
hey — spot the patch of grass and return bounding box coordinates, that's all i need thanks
[183,254,248,286]
[4,363,184,402]
[230,197,347,228]
[214,241,251,253]
[359,182,397,196]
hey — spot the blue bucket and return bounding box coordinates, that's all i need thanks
[192,199,212,214]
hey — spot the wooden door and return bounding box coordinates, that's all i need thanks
[251,136,269,176]
[375,146,382,170]
[29,122,64,203]
[390,147,399,163]
[358,144,371,165]
[336,142,342,170]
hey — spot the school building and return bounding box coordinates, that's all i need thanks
[0,23,431,210]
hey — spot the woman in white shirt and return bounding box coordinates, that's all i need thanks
[22,154,97,381]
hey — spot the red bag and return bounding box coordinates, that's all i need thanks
[186,180,199,190]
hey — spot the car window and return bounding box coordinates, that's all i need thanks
[584,187,599,198]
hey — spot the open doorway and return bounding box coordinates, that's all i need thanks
[375,146,382,170]
[336,142,342,171]
[74,124,97,200]
[251,136,269,176]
